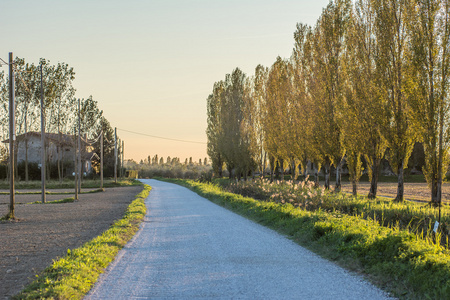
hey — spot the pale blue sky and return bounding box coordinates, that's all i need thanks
[2,0,329,162]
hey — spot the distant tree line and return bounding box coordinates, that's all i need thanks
[0,57,118,180]
[206,0,450,205]
[126,155,211,180]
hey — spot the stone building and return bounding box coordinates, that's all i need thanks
[2,132,95,175]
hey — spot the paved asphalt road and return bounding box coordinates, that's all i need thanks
[86,179,393,299]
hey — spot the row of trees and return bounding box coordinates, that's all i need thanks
[140,155,209,166]
[0,57,118,179]
[207,0,450,204]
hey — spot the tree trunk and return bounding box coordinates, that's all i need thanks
[58,132,62,183]
[218,162,223,177]
[435,107,444,208]
[324,161,330,190]
[431,173,438,205]
[291,159,297,181]
[335,158,344,192]
[313,162,319,187]
[262,151,267,179]
[279,159,284,181]
[368,157,380,199]
[25,133,28,182]
[395,160,405,202]
[352,178,357,196]
[275,160,280,180]
[269,155,276,182]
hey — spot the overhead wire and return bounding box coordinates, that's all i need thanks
[0,58,8,66]
[117,128,207,145]
[2,57,206,147]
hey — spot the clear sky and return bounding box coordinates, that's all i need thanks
[2,0,329,162]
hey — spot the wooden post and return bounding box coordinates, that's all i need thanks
[9,52,15,218]
[114,127,117,183]
[40,63,46,203]
[121,140,124,179]
[100,130,103,189]
[74,126,78,200]
[78,99,82,192]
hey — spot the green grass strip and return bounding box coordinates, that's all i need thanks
[14,184,151,300]
[168,179,450,299]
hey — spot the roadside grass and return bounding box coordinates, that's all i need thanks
[0,179,138,190]
[13,183,150,300]
[217,178,450,248]
[167,178,450,299]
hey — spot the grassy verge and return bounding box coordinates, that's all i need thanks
[216,178,449,248]
[167,179,450,299]
[13,184,151,300]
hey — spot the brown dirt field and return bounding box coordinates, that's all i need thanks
[340,182,450,203]
[0,185,143,299]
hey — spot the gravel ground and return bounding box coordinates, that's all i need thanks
[0,185,143,299]
[86,179,394,300]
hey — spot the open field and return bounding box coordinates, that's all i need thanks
[340,182,450,203]
[0,185,143,299]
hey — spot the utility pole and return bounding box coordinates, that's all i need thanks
[118,138,121,178]
[100,130,103,189]
[121,140,124,179]
[40,63,46,203]
[114,127,117,183]
[8,52,15,218]
[78,99,82,192]
[74,126,78,200]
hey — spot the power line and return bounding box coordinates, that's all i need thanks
[0,57,9,66]
[117,128,207,145]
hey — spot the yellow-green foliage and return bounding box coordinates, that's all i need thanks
[171,179,450,299]
[14,184,150,300]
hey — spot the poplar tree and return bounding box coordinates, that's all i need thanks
[309,0,351,190]
[408,0,450,205]
[343,0,388,197]
[373,0,415,201]
[264,57,294,180]
[206,81,225,177]
[292,23,313,180]
[253,64,269,177]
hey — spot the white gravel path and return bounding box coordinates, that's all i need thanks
[86,179,394,300]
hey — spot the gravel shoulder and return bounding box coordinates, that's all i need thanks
[86,179,393,299]
[0,185,143,299]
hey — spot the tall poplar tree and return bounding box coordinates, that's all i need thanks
[206,81,225,177]
[344,0,388,197]
[292,23,314,179]
[408,0,450,205]
[309,0,351,190]
[373,0,415,201]
[253,65,269,177]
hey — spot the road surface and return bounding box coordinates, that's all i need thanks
[86,179,393,299]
